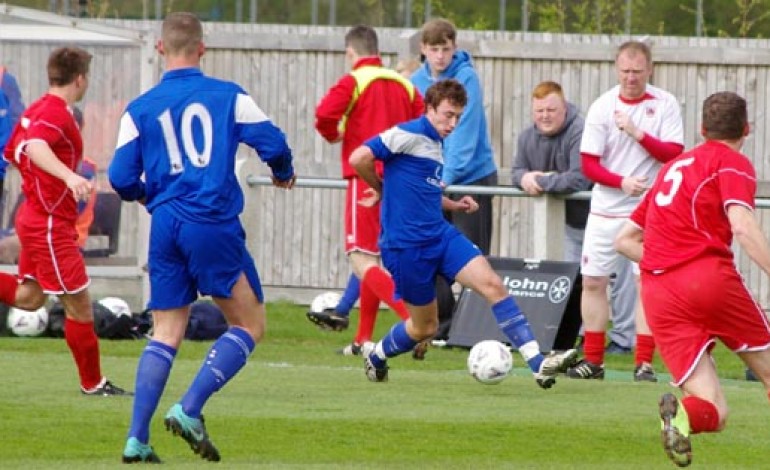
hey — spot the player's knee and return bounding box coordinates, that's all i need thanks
[14,290,47,311]
[409,318,438,340]
[582,276,608,293]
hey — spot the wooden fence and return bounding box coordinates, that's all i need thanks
[3,6,770,306]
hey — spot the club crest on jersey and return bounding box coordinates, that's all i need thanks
[426,166,442,189]
[645,106,656,117]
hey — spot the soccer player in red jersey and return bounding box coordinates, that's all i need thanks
[616,91,770,467]
[315,25,424,356]
[1,47,130,396]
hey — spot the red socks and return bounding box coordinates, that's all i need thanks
[64,317,102,390]
[362,267,410,320]
[635,333,655,366]
[681,395,720,434]
[583,331,606,365]
[0,272,18,305]
[353,267,410,345]
[354,283,380,344]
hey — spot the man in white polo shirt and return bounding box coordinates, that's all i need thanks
[566,40,684,382]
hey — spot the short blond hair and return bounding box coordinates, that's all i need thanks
[161,12,203,56]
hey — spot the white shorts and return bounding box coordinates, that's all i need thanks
[581,214,638,277]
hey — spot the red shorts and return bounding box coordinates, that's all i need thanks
[15,203,89,294]
[642,256,770,386]
[344,176,380,255]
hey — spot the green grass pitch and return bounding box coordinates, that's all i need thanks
[0,301,767,469]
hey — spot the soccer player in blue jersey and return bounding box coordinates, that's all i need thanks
[349,79,577,388]
[109,12,295,464]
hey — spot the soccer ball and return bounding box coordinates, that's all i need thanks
[7,306,49,337]
[98,296,132,317]
[467,340,513,385]
[310,291,341,314]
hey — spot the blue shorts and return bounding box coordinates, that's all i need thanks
[147,204,263,310]
[382,227,481,306]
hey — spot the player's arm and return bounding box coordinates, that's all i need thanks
[442,195,478,213]
[235,94,295,186]
[314,75,356,143]
[26,140,91,201]
[728,204,770,276]
[109,112,146,203]
[349,145,381,195]
[614,221,644,263]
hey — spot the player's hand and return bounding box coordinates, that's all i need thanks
[272,174,296,190]
[520,171,545,195]
[65,173,93,202]
[455,195,479,213]
[358,187,380,207]
[614,110,643,140]
[621,175,649,196]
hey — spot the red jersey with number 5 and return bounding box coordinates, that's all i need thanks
[630,140,756,272]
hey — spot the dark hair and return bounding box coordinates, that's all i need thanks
[424,79,467,110]
[162,12,203,56]
[421,18,456,46]
[47,47,92,86]
[345,25,378,56]
[702,92,747,141]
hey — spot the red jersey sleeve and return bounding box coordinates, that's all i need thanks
[315,74,356,143]
[718,154,756,210]
[581,153,623,188]
[638,133,684,163]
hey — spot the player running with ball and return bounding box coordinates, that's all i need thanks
[350,79,577,389]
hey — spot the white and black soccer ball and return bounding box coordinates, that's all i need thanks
[98,296,132,317]
[467,339,513,385]
[309,291,341,314]
[7,306,49,337]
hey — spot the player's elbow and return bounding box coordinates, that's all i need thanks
[348,147,371,171]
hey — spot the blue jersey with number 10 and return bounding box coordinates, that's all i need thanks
[109,68,293,223]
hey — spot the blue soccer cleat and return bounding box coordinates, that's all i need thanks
[164,403,220,462]
[122,437,161,464]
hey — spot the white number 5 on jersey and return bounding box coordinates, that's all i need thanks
[654,157,695,206]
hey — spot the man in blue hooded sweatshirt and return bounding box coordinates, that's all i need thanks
[411,19,497,255]
[410,18,498,339]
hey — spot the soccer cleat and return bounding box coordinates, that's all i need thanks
[565,359,605,379]
[337,342,363,356]
[122,437,162,464]
[659,393,693,467]
[541,348,579,374]
[412,340,429,360]
[82,379,133,396]
[534,348,578,389]
[306,310,349,331]
[364,354,388,382]
[634,362,658,382]
[164,404,221,462]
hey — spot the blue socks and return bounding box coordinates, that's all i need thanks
[335,274,360,317]
[491,297,544,373]
[180,327,256,418]
[369,321,417,369]
[128,340,177,443]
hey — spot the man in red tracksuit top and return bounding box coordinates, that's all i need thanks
[314,24,424,357]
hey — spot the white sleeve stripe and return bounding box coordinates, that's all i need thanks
[115,113,139,149]
[235,93,269,124]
